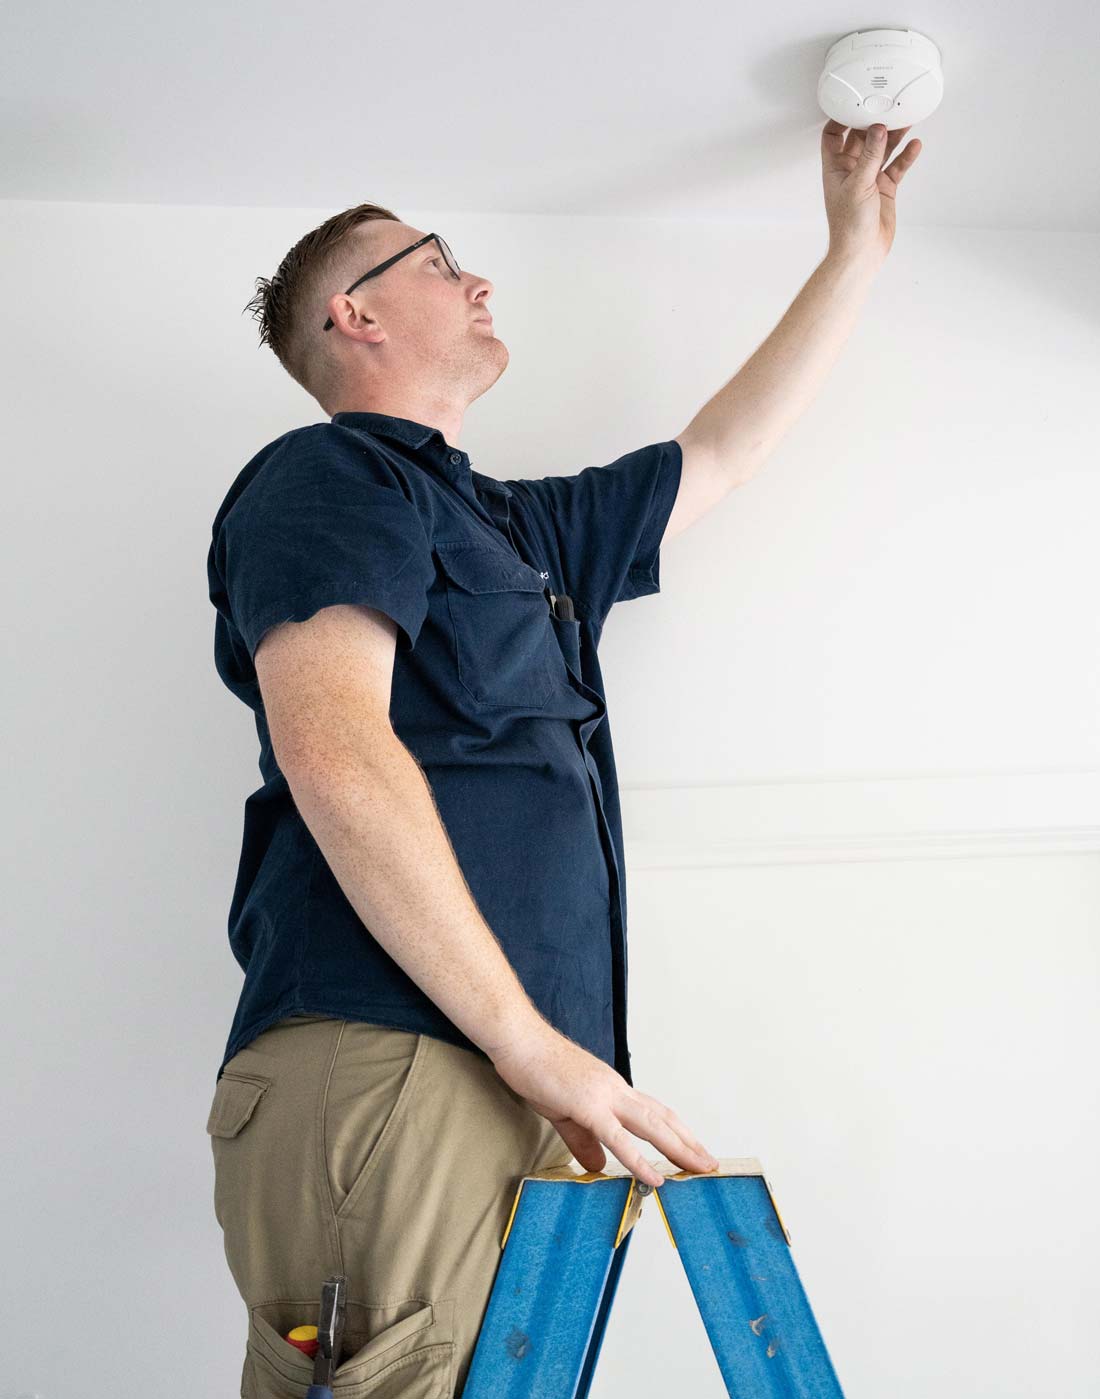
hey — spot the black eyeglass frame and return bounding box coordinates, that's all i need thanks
[321,232,461,331]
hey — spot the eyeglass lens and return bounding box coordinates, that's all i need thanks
[437,236,460,279]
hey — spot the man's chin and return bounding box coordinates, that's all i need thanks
[469,344,509,400]
[484,335,509,369]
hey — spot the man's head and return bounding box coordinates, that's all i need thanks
[243,204,508,421]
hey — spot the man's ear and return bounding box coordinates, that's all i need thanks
[328,295,386,343]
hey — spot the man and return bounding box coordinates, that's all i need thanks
[205,120,920,1397]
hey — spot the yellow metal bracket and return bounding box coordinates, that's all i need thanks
[649,1158,791,1250]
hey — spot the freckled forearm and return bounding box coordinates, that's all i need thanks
[283,738,545,1059]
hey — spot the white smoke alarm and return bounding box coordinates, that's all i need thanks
[817,28,943,131]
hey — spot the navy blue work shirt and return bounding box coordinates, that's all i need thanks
[207,412,682,1087]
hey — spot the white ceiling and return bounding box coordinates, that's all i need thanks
[3,0,1098,231]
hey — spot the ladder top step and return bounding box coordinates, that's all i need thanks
[520,1156,766,1185]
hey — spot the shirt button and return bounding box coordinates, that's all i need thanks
[449,452,463,465]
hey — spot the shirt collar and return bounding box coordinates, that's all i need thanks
[329,410,512,497]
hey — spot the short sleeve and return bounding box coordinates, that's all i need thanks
[502,439,682,627]
[212,428,436,663]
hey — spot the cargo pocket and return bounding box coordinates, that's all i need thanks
[207,1072,271,1138]
[245,1295,455,1398]
[206,1071,271,1232]
[436,542,555,709]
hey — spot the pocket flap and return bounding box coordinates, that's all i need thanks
[436,544,546,595]
[206,1072,270,1138]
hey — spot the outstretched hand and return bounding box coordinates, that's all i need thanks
[821,119,923,266]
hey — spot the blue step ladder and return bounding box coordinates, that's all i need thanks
[461,1157,845,1399]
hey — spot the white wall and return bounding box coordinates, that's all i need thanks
[1,199,1097,1398]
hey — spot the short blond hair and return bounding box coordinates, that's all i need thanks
[242,203,401,410]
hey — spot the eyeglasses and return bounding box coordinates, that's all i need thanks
[322,232,461,331]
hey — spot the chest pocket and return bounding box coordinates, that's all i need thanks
[435,542,556,709]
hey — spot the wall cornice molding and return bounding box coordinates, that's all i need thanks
[620,768,1100,868]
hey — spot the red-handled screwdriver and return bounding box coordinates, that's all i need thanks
[284,1324,319,1359]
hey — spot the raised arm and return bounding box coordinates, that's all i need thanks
[667,120,923,542]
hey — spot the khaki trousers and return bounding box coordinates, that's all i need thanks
[206,1015,573,1397]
